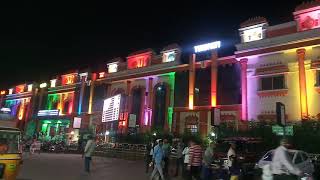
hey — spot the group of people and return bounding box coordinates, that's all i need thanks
[146,138,209,180]
[146,137,305,180]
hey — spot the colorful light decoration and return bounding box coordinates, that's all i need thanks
[50,79,57,88]
[99,72,106,78]
[294,7,320,31]
[194,41,221,53]
[15,84,25,94]
[40,83,47,88]
[0,91,5,95]
[107,62,118,73]
[27,84,33,92]
[8,89,13,95]
[127,55,150,69]
[162,51,176,63]
[62,74,75,85]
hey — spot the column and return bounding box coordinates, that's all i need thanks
[125,81,132,131]
[211,51,218,107]
[189,54,196,110]
[240,58,248,121]
[88,73,96,114]
[168,73,175,132]
[68,92,74,114]
[147,78,153,127]
[297,49,308,118]
[78,76,86,115]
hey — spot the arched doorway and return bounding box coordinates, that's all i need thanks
[131,88,143,126]
[153,84,167,129]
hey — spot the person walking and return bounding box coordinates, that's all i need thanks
[146,141,155,173]
[271,138,302,180]
[182,142,190,179]
[202,142,215,180]
[83,135,96,173]
[187,139,202,180]
[150,139,165,180]
[227,142,240,180]
[162,139,171,177]
[174,141,184,177]
[227,142,236,170]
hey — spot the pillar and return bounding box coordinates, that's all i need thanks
[211,51,218,107]
[125,81,132,131]
[240,58,248,121]
[68,92,74,114]
[297,49,308,119]
[78,76,86,115]
[147,78,153,127]
[88,74,96,114]
[189,54,196,110]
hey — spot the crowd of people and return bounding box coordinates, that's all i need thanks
[146,137,307,180]
[146,138,210,180]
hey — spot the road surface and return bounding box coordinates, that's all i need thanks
[17,153,148,180]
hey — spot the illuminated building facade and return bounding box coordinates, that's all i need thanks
[236,1,320,122]
[1,1,320,139]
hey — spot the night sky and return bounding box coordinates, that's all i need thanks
[0,0,305,88]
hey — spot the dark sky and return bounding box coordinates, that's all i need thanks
[0,0,305,88]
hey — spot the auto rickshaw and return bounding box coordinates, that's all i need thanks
[0,127,22,180]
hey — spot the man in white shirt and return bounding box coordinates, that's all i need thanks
[272,138,302,180]
[227,142,236,168]
[83,135,96,173]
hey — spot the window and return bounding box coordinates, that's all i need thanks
[317,71,320,86]
[261,75,285,90]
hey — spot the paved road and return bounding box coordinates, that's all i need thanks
[17,153,149,180]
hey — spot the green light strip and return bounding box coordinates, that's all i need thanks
[167,72,175,131]
[47,94,59,110]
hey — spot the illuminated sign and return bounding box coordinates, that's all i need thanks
[243,26,263,42]
[37,109,60,116]
[295,9,320,31]
[0,91,5,95]
[50,79,57,88]
[79,72,88,81]
[27,84,33,92]
[127,55,150,69]
[194,41,221,53]
[40,83,47,88]
[8,89,13,95]
[102,94,121,122]
[162,51,176,63]
[107,62,118,73]
[73,117,81,129]
[15,85,25,94]
[0,108,11,113]
[99,72,106,78]
[62,74,76,85]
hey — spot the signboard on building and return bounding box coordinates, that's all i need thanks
[37,110,60,117]
[102,94,121,122]
[276,102,286,126]
[211,107,221,126]
[272,125,293,136]
[128,114,137,128]
[73,117,81,129]
[194,41,221,53]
